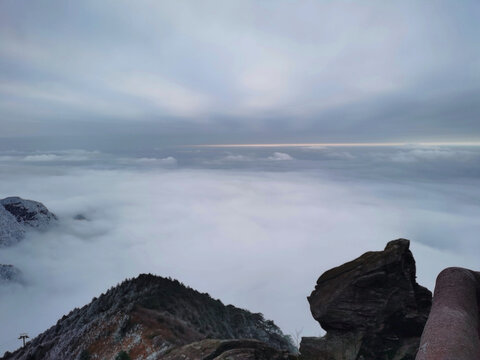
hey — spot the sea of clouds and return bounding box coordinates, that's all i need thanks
[1,145,480,354]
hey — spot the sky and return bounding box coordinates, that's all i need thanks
[1,1,480,356]
[1,0,480,148]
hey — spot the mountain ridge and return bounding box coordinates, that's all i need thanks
[1,273,295,360]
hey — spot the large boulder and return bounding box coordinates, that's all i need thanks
[300,239,432,360]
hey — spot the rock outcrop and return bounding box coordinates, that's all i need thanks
[0,196,57,247]
[162,339,296,360]
[1,274,295,360]
[416,267,480,360]
[300,239,432,360]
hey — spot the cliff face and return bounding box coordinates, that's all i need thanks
[1,274,295,360]
[300,239,432,360]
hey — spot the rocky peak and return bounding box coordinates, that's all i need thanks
[1,274,295,360]
[0,197,57,229]
[0,196,57,247]
[301,239,432,360]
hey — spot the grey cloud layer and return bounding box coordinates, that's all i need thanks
[1,1,479,144]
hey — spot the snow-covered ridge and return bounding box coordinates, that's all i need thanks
[0,197,57,229]
[0,196,57,247]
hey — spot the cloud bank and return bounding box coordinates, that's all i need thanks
[1,146,480,354]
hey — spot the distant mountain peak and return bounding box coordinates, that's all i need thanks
[0,196,57,247]
[0,197,57,229]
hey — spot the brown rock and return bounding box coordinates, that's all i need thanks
[162,339,297,360]
[300,239,432,360]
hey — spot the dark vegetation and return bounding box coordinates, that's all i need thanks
[114,350,130,360]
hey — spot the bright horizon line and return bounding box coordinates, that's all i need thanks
[192,141,480,148]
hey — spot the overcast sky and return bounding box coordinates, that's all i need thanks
[1,0,479,147]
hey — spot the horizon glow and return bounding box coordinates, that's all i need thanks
[193,141,480,148]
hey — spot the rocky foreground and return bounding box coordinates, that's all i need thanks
[0,195,436,359]
[1,238,436,360]
[300,239,432,360]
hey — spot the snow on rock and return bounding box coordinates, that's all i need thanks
[0,264,21,283]
[0,205,25,247]
[0,197,57,247]
[0,197,57,229]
